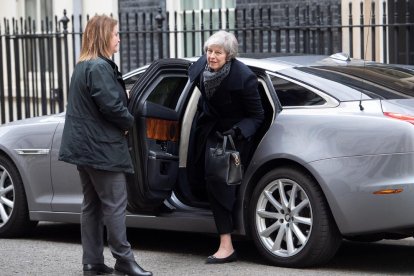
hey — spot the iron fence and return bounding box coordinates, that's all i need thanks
[0,1,413,124]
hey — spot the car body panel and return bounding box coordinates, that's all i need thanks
[309,152,414,234]
[238,99,414,235]
[0,116,60,211]
[50,121,83,213]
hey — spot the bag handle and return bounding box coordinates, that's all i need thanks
[221,135,236,151]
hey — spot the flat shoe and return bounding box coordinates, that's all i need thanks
[205,251,237,264]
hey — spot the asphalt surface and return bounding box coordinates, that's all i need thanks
[1,222,414,275]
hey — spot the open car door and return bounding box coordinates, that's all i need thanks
[127,58,192,212]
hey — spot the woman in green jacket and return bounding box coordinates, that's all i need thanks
[59,15,151,276]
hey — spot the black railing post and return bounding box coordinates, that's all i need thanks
[405,0,410,64]
[0,20,5,124]
[349,2,353,57]
[134,13,140,66]
[21,18,29,118]
[285,6,290,53]
[155,7,165,59]
[183,11,187,57]
[60,10,70,112]
[166,11,170,58]
[311,8,316,54]
[327,4,333,54]
[149,12,154,61]
[142,13,147,64]
[393,0,398,63]
[316,5,322,54]
[242,9,247,53]
[209,9,213,36]
[259,8,263,53]
[191,10,195,57]
[295,6,300,53]
[268,8,272,53]
[219,8,223,30]
[39,19,47,116]
[174,11,178,58]
[12,19,22,120]
[28,18,37,117]
[371,1,376,61]
[5,19,13,121]
[125,13,131,71]
[251,8,255,53]
[340,3,343,52]
[201,9,205,54]
[46,16,54,114]
[382,0,387,63]
[303,4,310,53]
[70,15,76,71]
[360,1,364,59]
[226,8,230,31]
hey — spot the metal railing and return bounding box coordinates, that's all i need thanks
[0,1,413,124]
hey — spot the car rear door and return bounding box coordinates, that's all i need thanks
[126,58,192,212]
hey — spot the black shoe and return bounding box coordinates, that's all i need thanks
[205,251,238,264]
[83,263,114,275]
[114,260,152,276]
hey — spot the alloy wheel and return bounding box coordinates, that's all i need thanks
[0,165,15,228]
[255,178,312,257]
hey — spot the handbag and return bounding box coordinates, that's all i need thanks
[205,135,243,185]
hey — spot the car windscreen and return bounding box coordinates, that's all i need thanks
[296,65,414,99]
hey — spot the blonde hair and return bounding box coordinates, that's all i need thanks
[203,30,238,60]
[78,15,118,62]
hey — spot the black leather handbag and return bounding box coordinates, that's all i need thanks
[206,135,243,185]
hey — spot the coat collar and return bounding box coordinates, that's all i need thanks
[188,55,244,91]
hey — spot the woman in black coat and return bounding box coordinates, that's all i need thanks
[188,30,265,264]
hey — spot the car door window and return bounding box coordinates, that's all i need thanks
[146,76,188,109]
[270,75,326,107]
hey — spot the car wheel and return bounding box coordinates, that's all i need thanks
[249,167,341,267]
[0,155,38,238]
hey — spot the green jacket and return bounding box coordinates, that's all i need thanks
[58,57,134,173]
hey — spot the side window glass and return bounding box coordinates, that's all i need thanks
[147,76,188,109]
[270,76,326,107]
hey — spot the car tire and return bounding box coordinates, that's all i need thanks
[0,155,38,238]
[249,167,341,268]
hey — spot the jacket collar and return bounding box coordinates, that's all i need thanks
[189,55,244,91]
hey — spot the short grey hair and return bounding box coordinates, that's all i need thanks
[203,30,238,60]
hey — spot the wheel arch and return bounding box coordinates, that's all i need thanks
[0,149,35,210]
[0,150,38,237]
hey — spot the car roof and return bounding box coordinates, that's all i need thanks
[123,53,376,77]
[123,54,414,101]
[239,53,375,71]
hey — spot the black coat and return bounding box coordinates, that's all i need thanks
[189,55,264,141]
[188,55,264,210]
[59,57,134,173]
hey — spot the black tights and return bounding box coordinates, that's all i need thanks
[207,188,234,234]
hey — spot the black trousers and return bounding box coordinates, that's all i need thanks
[207,187,234,234]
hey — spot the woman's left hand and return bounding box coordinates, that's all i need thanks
[222,128,236,139]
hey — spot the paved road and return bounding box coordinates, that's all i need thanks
[1,222,414,275]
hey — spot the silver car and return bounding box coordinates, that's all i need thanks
[1,54,414,268]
